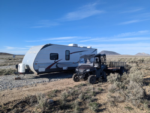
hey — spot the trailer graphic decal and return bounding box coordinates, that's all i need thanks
[92,49,97,53]
[46,59,62,69]
[70,50,86,54]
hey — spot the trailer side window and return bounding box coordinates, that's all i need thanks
[65,50,70,60]
[50,53,58,60]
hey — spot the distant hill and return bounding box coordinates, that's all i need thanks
[136,53,150,56]
[0,52,13,55]
[100,50,120,55]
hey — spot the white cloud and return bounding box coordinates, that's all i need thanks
[80,43,150,55]
[80,37,150,42]
[5,46,28,50]
[26,46,34,48]
[80,30,150,42]
[122,8,143,13]
[2,46,29,54]
[26,36,77,42]
[114,30,149,37]
[62,2,104,21]
[119,20,140,25]
[32,20,59,28]
[45,37,76,40]
[5,46,15,50]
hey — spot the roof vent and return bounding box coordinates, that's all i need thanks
[80,46,87,48]
[87,46,92,48]
[68,44,78,47]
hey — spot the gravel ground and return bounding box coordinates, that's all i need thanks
[0,72,73,91]
[0,59,4,63]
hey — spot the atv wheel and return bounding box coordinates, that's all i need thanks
[72,73,80,82]
[88,75,96,84]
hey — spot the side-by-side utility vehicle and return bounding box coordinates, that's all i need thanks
[72,54,126,84]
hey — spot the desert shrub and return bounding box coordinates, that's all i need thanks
[126,81,144,101]
[0,69,16,75]
[36,93,47,111]
[128,71,143,85]
[73,100,80,113]
[121,72,128,80]
[107,70,146,109]
[89,102,99,112]
[108,83,118,93]
[125,106,134,111]
[129,66,139,73]
[48,89,58,98]
[61,90,68,101]
[78,93,84,100]
[107,73,120,84]
[74,105,80,113]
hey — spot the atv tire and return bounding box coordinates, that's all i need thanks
[88,75,96,84]
[72,73,80,82]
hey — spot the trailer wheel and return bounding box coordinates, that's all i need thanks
[88,75,96,84]
[72,73,80,82]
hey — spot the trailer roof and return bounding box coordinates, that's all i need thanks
[39,43,97,49]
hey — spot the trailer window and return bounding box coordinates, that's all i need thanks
[50,53,58,60]
[79,58,85,63]
[65,50,70,60]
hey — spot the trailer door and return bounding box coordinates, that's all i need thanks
[65,50,70,60]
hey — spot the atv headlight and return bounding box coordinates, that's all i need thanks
[86,69,90,72]
[76,68,78,71]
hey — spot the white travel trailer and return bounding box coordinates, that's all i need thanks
[18,43,97,75]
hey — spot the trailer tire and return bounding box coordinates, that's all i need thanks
[72,73,80,82]
[88,75,96,84]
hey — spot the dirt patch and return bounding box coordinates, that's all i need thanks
[0,78,85,104]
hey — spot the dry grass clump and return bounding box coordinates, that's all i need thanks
[0,69,16,75]
[89,102,99,112]
[35,93,48,112]
[73,100,80,113]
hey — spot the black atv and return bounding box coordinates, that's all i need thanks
[72,54,108,84]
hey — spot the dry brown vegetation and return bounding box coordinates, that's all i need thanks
[0,55,23,75]
[0,55,23,66]
[0,55,150,113]
[0,69,17,76]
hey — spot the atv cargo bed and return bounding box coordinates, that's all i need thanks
[106,62,126,73]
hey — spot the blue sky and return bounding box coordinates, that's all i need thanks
[0,0,150,55]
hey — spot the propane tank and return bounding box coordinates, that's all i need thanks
[18,63,25,74]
